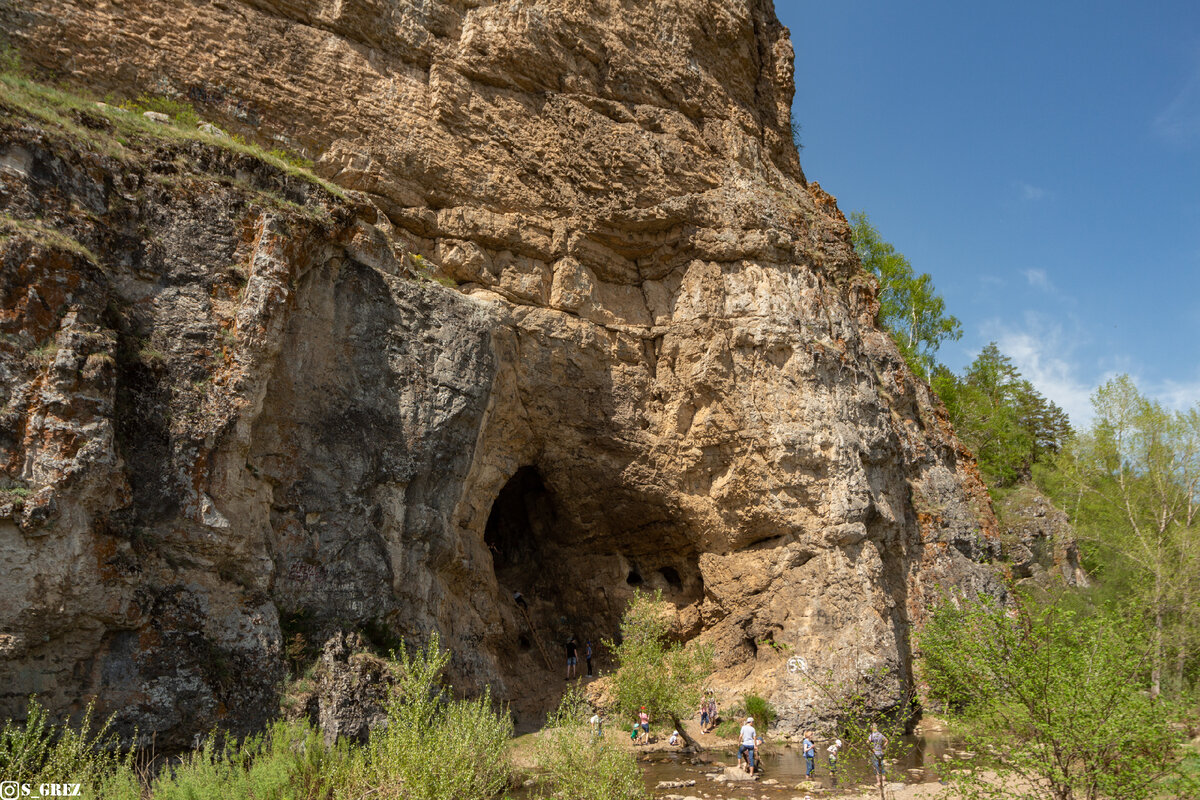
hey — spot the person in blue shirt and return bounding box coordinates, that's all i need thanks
[803,731,816,777]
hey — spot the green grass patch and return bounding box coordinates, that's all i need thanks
[0,214,99,263]
[0,67,345,201]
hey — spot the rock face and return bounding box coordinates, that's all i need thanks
[997,484,1088,588]
[1,0,1003,742]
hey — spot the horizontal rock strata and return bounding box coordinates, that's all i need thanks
[1,0,1002,741]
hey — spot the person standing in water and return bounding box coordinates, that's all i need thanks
[565,637,578,679]
[803,731,816,777]
[868,723,888,789]
[827,738,841,772]
[738,716,757,774]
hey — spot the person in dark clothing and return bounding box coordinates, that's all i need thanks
[513,591,528,611]
[565,637,578,679]
[585,640,594,677]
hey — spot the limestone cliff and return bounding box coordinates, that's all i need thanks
[0,0,1003,741]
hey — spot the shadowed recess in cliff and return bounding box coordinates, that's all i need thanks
[482,464,705,723]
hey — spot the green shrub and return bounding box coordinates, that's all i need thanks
[0,697,139,798]
[0,46,20,75]
[153,718,348,800]
[920,595,1198,800]
[267,148,313,171]
[534,686,646,800]
[348,633,512,800]
[742,694,775,731]
[605,589,712,732]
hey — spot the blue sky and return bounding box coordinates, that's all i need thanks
[778,0,1200,424]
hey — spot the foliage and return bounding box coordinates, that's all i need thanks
[605,589,713,732]
[920,593,1196,800]
[154,719,350,800]
[0,697,139,800]
[932,343,1072,487]
[534,686,646,800]
[742,694,775,731]
[849,211,961,378]
[0,45,20,75]
[1048,375,1200,698]
[348,632,513,800]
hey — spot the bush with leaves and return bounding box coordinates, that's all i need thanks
[534,686,645,800]
[349,632,512,800]
[919,593,1197,800]
[0,697,140,800]
[605,590,712,744]
[154,718,349,800]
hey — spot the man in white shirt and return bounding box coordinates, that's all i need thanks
[738,716,758,773]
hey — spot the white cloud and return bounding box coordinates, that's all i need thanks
[1142,375,1200,413]
[980,313,1100,426]
[977,313,1199,427]
[1015,181,1047,201]
[1154,57,1200,144]
[1022,268,1052,291]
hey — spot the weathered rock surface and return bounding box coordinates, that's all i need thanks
[1,0,1004,743]
[996,483,1087,588]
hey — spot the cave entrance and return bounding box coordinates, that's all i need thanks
[483,464,703,730]
[484,465,557,590]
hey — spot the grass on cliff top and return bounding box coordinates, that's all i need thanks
[0,62,346,201]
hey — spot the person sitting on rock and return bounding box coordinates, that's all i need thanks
[669,729,680,746]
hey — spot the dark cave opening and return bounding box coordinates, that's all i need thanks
[658,566,682,591]
[482,464,705,729]
[484,465,555,581]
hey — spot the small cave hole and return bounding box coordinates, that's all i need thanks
[626,569,643,586]
[518,634,532,651]
[658,566,682,591]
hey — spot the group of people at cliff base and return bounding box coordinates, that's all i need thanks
[738,721,889,787]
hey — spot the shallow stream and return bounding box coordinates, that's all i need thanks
[636,732,970,796]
